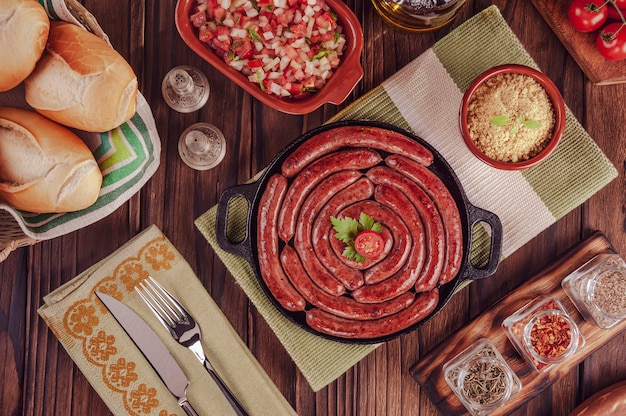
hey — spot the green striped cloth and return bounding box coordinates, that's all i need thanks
[195,5,617,392]
[0,1,160,240]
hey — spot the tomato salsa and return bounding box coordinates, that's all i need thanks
[189,0,346,98]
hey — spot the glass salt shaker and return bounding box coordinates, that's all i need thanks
[178,123,226,171]
[162,65,210,113]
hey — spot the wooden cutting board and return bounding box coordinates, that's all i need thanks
[531,0,626,85]
[409,231,626,415]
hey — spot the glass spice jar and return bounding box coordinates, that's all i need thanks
[562,253,626,329]
[502,296,585,372]
[443,338,521,416]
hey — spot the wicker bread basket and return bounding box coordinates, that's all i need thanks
[0,1,117,262]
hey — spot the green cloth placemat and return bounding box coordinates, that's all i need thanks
[195,5,617,392]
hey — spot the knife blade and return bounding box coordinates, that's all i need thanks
[95,291,199,416]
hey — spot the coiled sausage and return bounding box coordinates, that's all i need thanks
[305,289,439,339]
[256,174,306,312]
[281,125,434,178]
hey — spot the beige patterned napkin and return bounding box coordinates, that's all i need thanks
[39,225,296,416]
[195,5,617,392]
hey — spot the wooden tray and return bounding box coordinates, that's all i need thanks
[531,0,626,85]
[409,231,626,415]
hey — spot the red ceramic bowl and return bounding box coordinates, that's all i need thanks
[459,64,566,170]
[175,0,364,115]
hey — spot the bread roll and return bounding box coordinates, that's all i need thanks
[569,381,626,416]
[24,21,138,132]
[0,0,50,92]
[0,107,103,213]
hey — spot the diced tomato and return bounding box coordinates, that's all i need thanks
[310,31,335,43]
[232,12,248,27]
[214,6,226,20]
[303,75,316,88]
[275,10,295,26]
[284,44,300,60]
[191,11,207,28]
[315,11,337,30]
[262,79,274,93]
[231,39,253,59]
[215,25,231,38]
[327,54,340,67]
[247,58,264,69]
[199,26,214,42]
[212,38,231,52]
[290,22,308,38]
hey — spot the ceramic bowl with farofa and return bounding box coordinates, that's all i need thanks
[459,64,566,170]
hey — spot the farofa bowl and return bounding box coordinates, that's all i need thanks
[459,64,566,170]
[175,0,364,115]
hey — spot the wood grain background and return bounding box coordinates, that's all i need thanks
[1,1,625,415]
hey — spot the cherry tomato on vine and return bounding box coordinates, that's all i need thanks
[568,0,609,32]
[597,22,626,60]
[614,0,626,9]
[607,5,623,21]
[354,230,385,259]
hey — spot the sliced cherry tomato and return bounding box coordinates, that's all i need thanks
[597,22,626,60]
[354,230,385,259]
[568,0,609,32]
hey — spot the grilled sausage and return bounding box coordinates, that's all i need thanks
[256,174,306,312]
[281,125,434,178]
[311,178,375,288]
[280,245,416,320]
[305,289,439,339]
[348,184,426,304]
[277,148,382,243]
[294,170,363,294]
[336,200,412,284]
[386,155,463,285]
[367,166,445,292]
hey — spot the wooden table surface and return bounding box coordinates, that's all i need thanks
[2,1,626,415]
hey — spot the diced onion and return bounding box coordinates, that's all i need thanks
[263,57,281,71]
[231,28,247,38]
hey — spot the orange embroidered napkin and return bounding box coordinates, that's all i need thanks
[38,225,296,416]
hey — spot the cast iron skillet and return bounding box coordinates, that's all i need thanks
[216,120,503,344]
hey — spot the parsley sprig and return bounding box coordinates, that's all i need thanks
[331,213,382,263]
[490,114,541,136]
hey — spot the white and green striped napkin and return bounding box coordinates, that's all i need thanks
[196,5,617,392]
[0,1,160,240]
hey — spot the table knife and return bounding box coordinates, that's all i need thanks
[95,292,199,416]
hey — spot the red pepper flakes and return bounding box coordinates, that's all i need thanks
[529,314,572,359]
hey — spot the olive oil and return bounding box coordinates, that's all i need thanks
[370,0,466,32]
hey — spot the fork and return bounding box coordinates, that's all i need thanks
[135,276,249,416]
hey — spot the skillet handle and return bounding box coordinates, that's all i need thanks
[215,182,258,263]
[464,204,503,280]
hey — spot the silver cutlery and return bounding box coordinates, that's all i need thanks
[95,291,199,416]
[135,276,249,416]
